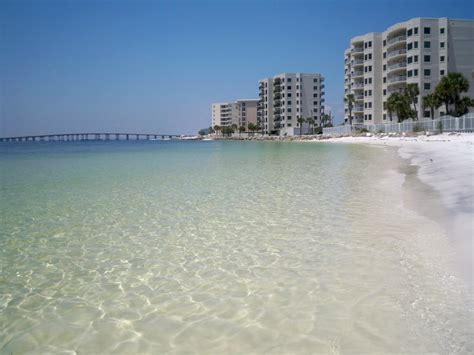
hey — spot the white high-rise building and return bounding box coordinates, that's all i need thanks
[211,99,258,129]
[258,73,325,135]
[344,18,474,124]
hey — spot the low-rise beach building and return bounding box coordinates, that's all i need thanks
[211,99,258,129]
[344,18,474,124]
[258,73,325,135]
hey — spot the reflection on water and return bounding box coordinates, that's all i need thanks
[0,141,472,353]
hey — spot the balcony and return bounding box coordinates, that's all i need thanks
[274,101,281,107]
[352,70,364,77]
[352,47,363,53]
[274,108,281,114]
[387,61,407,71]
[353,105,364,112]
[274,93,281,100]
[352,59,364,66]
[354,94,364,100]
[387,85,406,95]
[273,85,282,93]
[387,35,407,46]
[388,75,406,84]
[273,78,281,84]
[353,83,364,89]
[387,48,407,58]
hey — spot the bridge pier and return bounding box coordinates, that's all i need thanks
[105,134,110,140]
[115,134,119,140]
[136,134,139,140]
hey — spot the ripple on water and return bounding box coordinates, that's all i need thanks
[0,141,472,354]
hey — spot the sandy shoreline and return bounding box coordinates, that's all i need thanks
[323,133,474,286]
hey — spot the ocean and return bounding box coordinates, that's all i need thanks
[0,140,472,353]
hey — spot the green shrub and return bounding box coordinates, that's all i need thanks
[413,123,424,132]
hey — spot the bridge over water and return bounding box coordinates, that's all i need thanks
[0,133,183,143]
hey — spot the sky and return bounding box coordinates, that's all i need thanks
[1,0,473,136]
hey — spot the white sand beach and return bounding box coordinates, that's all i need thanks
[325,133,474,285]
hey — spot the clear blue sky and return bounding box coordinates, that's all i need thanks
[1,0,473,136]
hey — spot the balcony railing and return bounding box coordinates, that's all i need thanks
[387,85,406,94]
[353,105,364,112]
[274,93,281,99]
[273,85,282,92]
[387,35,407,46]
[387,62,407,70]
[274,108,281,114]
[352,71,364,77]
[352,59,364,65]
[353,83,364,89]
[354,94,364,100]
[274,101,281,107]
[352,47,363,53]
[388,75,407,83]
[387,48,407,58]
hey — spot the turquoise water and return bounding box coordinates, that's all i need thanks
[0,141,472,353]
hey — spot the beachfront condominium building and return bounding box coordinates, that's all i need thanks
[211,100,258,129]
[258,73,325,135]
[344,18,474,124]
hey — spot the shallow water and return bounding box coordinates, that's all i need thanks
[0,141,472,353]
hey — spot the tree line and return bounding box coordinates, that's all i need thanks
[345,72,473,124]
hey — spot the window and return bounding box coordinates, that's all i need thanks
[369,90,372,96]
[424,41,430,48]
[368,65,372,72]
[313,93,318,97]
[296,78,299,82]
[383,114,387,120]
[287,101,292,105]
[383,52,386,59]
[414,69,418,76]
[369,114,372,120]
[287,78,292,82]
[383,39,386,46]
[287,93,292,97]
[287,108,292,112]
[369,41,372,47]
[424,69,431,76]
[440,55,445,62]
[313,78,318,83]
[408,70,413,77]
[440,42,445,48]
[424,83,430,90]
[313,101,318,105]
[440,69,445,76]
[424,27,430,34]
[364,114,367,120]
[414,41,418,49]
[383,64,386,71]
[383,77,386,83]
[364,66,367,73]
[414,55,419,63]
[383,89,386,95]
[424,55,430,62]
[408,56,413,64]
[364,102,367,108]
[407,29,413,36]
[287,86,291,90]
[414,27,418,35]
[368,78,372,84]
[313,86,318,90]
[296,92,299,97]
[440,28,445,34]
[287,116,291,120]
[369,102,372,108]
[408,42,413,50]
[424,111,430,118]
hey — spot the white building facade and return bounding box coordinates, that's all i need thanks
[344,18,474,124]
[211,99,259,129]
[258,73,325,135]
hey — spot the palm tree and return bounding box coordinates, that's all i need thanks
[306,117,315,134]
[208,126,215,134]
[238,125,245,137]
[387,92,410,123]
[297,117,306,136]
[423,93,441,120]
[213,125,221,137]
[344,94,355,125]
[404,83,420,120]
[435,72,470,115]
[247,122,256,135]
